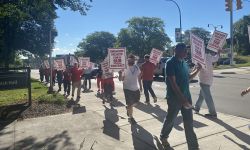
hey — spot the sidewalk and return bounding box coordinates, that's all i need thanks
[0,76,249,149]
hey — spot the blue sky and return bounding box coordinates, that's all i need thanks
[53,0,250,56]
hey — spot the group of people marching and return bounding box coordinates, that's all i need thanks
[38,43,250,150]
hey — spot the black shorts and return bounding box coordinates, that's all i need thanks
[123,89,140,106]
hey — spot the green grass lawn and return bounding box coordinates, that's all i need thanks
[215,55,250,70]
[0,79,65,106]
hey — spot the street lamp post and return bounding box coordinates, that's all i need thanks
[208,24,223,31]
[165,0,182,42]
[48,28,54,93]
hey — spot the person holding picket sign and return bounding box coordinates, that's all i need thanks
[141,54,157,104]
[118,54,142,125]
[193,49,220,118]
[71,62,84,100]
[56,69,63,92]
[63,66,71,96]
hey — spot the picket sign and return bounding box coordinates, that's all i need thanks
[44,60,50,68]
[149,48,163,65]
[54,59,66,70]
[190,33,206,68]
[207,30,228,52]
[78,57,90,69]
[69,55,78,66]
[108,48,127,72]
[101,57,113,79]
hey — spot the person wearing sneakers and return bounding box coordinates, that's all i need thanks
[71,62,84,99]
[63,66,71,96]
[118,54,142,125]
[140,54,157,105]
[193,49,220,118]
[160,43,201,150]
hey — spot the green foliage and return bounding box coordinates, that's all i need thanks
[76,31,116,62]
[184,27,211,46]
[233,15,250,55]
[0,0,92,67]
[0,79,66,106]
[117,17,171,57]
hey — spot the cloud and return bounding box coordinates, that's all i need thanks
[53,48,60,51]
[52,47,76,56]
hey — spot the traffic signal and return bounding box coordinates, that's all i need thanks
[225,0,232,11]
[236,0,243,10]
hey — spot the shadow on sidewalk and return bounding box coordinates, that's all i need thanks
[102,105,120,140]
[135,103,207,131]
[223,135,249,150]
[131,124,157,150]
[0,103,29,130]
[0,130,74,150]
[207,117,250,146]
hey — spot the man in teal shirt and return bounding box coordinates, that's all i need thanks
[160,43,201,150]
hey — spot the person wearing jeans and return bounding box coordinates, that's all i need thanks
[194,49,220,118]
[71,63,83,99]
[141,54,157,104]
[160,43,201,149]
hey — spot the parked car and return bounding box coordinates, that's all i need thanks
[154,57,170,77]
[217,57,230,65]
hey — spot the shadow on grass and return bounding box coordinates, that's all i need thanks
[0,130,75,150]
[0,102,29,130]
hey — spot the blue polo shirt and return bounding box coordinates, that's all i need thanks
[165,56,191,100]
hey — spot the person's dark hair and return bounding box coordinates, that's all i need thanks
[127,54,135,59]
[175,43,186,52]
[144,54,150,59]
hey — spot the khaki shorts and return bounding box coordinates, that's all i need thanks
[123,89,140,106]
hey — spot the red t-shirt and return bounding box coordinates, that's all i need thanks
[71,67,83,82]
[141,61,156,81]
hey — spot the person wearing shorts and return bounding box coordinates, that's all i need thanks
[119,54,142,125]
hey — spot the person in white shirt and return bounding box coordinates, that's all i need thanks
[118,54,142,125]
[194,49,220,118]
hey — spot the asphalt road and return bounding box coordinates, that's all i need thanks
[32,70,250,119]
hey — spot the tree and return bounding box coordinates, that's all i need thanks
[117,17,171,57]
[75,31,116,62]
[233,15,250,55]
[184,27,211,46]
[0,0,91,67]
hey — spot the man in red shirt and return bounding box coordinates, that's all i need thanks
[141,54,157,104]
[71,63,84,99]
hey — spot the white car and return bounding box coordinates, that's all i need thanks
[154,57,170,77]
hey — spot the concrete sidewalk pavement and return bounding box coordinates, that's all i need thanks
[0,73,249,150]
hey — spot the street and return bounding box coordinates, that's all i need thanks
[32,68,250,119]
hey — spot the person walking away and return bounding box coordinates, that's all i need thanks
[44,67,50,83]
[83,66,92,91]
[96,65,103,94]
[63,67,71,96]
[71,63,84,99]
[160,43,201,149]
[118,54,142,125]
[51,69,56,86]
[194,49,220,118]
[141,54,157,104]
[39,65,44,82]
[56,69,63,91]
